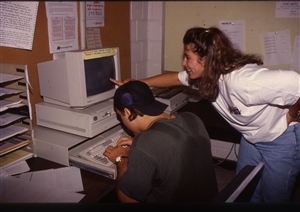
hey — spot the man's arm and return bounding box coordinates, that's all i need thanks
[115,158,138,203]
[103,145,138,203]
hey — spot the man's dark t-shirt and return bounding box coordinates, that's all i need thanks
[119,112,218,203]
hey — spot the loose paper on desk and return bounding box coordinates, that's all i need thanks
[3,160,30,176]
[0,169,85,203]
[0,149,33,169]
[19,166,84,193]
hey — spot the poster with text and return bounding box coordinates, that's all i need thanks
[45,1,79,53]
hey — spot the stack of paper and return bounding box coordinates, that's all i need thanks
[0,137,31,155]
[0,166,85,203]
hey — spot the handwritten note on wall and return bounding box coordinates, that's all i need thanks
[276,1,300,18]
[0,1,39,50]
[86,1,105,27]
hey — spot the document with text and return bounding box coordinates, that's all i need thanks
[0,166,85,203]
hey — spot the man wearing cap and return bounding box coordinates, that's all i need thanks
[103,80,218,203]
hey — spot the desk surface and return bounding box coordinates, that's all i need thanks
[26,157,116,203]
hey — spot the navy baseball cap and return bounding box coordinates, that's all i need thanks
[114,81,168,116]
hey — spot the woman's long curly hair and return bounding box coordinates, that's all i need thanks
[183,27,263,101]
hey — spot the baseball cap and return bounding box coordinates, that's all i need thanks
[114,81,168,116]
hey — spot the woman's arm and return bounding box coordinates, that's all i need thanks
[140,72,183,87]
[110,72,183,87]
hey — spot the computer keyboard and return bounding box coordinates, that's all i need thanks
[79,128,129,167]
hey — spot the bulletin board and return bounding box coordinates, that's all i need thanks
[0,2,130,127]
[164,1,299,72]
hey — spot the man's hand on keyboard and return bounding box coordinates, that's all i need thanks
[103,145,129,164]
[117,136,133,147]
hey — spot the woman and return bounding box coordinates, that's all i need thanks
[110,27,300,202]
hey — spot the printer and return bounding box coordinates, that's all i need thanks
[152,87,189,114]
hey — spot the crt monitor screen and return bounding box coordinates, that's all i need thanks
[37,47,121,108]
[84,56,115,96]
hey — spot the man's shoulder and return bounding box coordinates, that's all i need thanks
[176,111,203,122]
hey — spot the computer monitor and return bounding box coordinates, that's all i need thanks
[37,47,121,108]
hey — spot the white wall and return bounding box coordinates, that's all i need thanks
[130,1,300,78]
[164,1,300,72]
[130,1,164,80]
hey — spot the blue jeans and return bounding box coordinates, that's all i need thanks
[237,123,300,202]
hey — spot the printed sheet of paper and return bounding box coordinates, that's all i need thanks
[276,1,300,18]
[2,160,30,176]
[86,1,105,27]
[0,171,85,203]
[19,166,84,193]
[0,73,24,84]
[0,125,28,141]
[220,20,245,52]
[0,100,25,112]
[0,88,23,97]
[0,113,27,126]
[263,30,291,66]
[0,137,30,156]
[45,1,79,53]
[291,36,300,72]
[0,1,39,50]
[0,149,33,169]
[86,27,102,49]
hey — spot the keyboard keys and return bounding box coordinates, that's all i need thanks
[78,129,129,167]
[94,155,109,164]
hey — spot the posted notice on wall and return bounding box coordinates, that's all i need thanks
[86,1,105,27]
[291,36,300,72]
[263,30,291,66]
[0,1,39,50]
[45,1,79,54]
[86,28,102,49]
[276,1,300,18]
[220,20,245,52]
